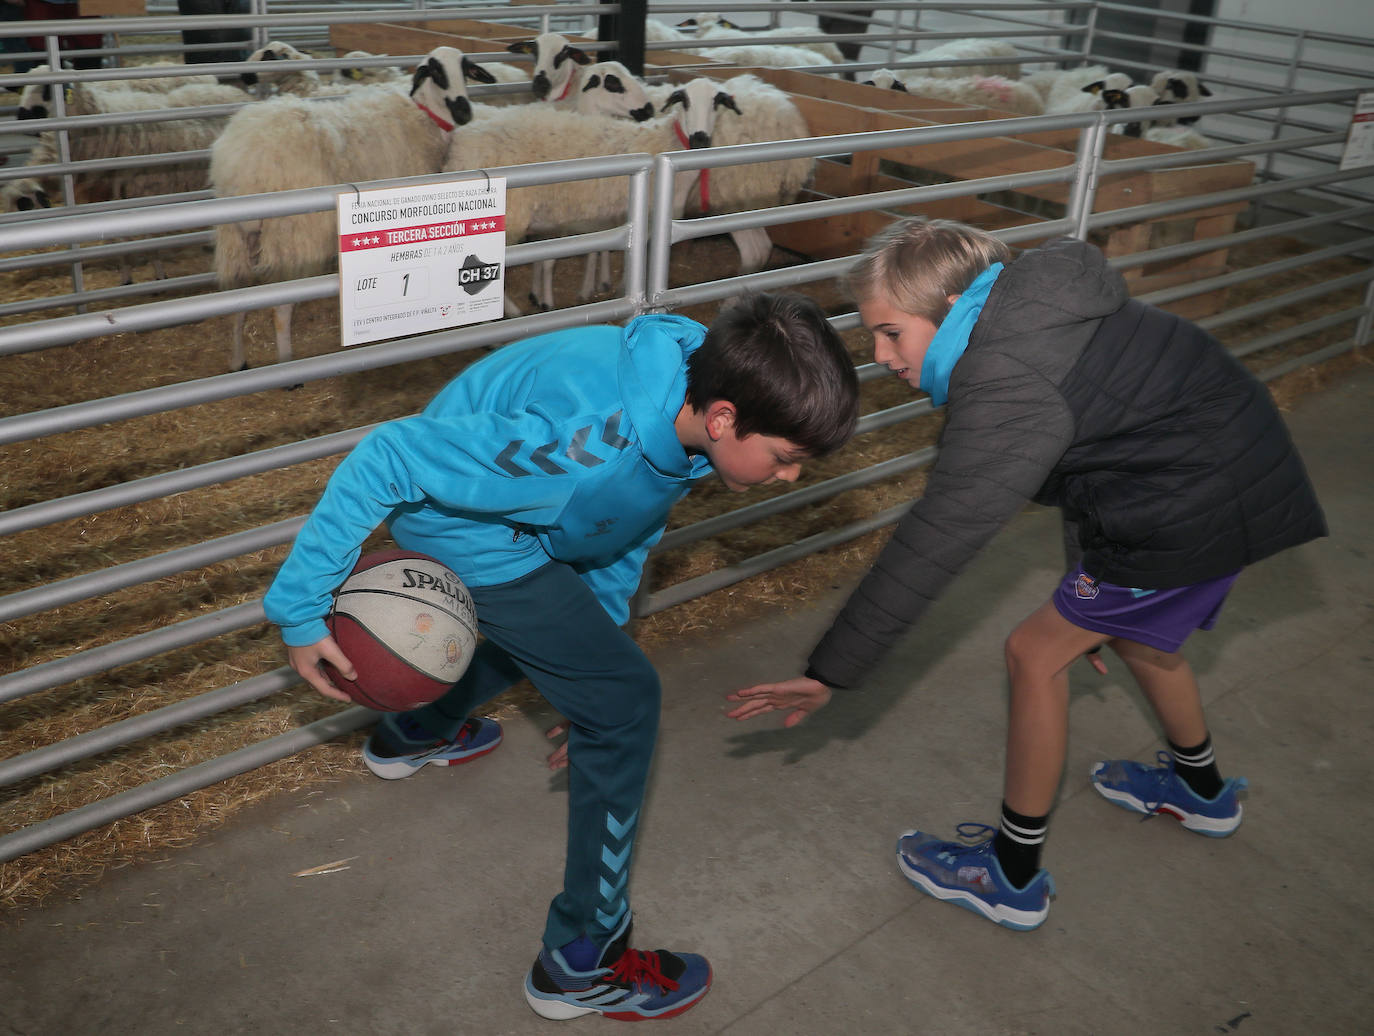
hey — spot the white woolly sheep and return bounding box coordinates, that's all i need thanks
[447,78,745,312]
[1028,66,1123,115]
[331,51,409,88]
[862,69,1045,116]
[105,61,220,93]
[689,40,835,70]
[505,33,594,104]
[585,18,690,46]
[15,62,225,118]
[4,80,242,282]
[531,60,660,302]
[211,47,495,371]
[677,73,815,275]
[10,77,248,214]
[575,61,656,121]
[899,38,1023,81]
[1150,69,1212,125]
[678,12,846,64]
[238,41,329,96]
[1114,83,1161,136]
[1143,124,1211,149]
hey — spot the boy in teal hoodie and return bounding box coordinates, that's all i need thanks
[264,292,859,1022]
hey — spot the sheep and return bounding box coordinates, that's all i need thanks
[210,47,495,371]
[103,61,220,93]
[446,77,743,313]
[3,80,243,283]
[1029,66,1124,115]
[1024,67,1130,105]
[1150,69,1212,125]
[861,69,1045,116]
[505,33,594,103]
[9,78,247,209]
[239,41,355,98]
[331,49,531,98]
[1113,83,1161,136]
[15,62,223,118]
[585,18,691,46]
[676,73,815,276]
[530,61,659,303]
[687,40,836,70]
[574,60,655,121]
[678,12,846,64]
[1142,124,1211,149]
[900,38,1023,81]
[331,50,409,89]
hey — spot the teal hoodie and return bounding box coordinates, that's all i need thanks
[264,314,713,646]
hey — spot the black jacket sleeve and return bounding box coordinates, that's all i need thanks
[807,350,1075,689]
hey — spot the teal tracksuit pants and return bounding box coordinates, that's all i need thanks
[405,561,659,952]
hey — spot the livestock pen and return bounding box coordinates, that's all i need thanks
[1,1,1371,909]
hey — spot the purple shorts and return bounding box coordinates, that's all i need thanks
[1052,566,1241,653]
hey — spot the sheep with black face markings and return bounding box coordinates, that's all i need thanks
[861,69,1044,116]
[15,62,224,119]
[447,78,744,313]
[678,13,845,63]
[505,33,595,104]
[1151,70,1212,125]
[210,47,494,371]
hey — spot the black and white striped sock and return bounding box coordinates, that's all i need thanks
[1169,735,1224,799]
[993,803,1048,890]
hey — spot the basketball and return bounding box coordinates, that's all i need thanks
[323,550,478,712]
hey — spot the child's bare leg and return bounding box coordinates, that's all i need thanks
[1106,638,1207,747]
[1003,601,1111,815]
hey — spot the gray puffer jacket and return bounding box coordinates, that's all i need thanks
[808,236,1326,689]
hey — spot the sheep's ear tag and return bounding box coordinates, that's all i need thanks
[348,69,361,81]
[507,40,535,55]
[64,87,74,105]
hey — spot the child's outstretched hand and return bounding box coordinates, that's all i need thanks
[1084,646,1109,676]
[726,676,832,728]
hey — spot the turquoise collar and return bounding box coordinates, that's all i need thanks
[919,263,1003,407]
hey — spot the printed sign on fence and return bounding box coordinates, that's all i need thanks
[337,177,507,346]
[1339,91,1374,172]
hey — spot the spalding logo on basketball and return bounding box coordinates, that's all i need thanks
[323,550,478,712]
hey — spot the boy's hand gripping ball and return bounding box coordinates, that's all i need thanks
[323,550,478,712]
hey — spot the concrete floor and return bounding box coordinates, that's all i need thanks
[2,366,1371,1035]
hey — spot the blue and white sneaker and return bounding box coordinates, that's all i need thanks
[1090,752,1248,837]
[361,713,502,780]
[524,912,712,1021]
[897,823,1054,931]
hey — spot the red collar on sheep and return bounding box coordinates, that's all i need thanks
[415,101,455,132]
[673,121,710,210]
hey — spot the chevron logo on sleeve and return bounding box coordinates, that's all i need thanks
[493,413,631,478]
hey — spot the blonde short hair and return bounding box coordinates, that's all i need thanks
[846,218,1012,325]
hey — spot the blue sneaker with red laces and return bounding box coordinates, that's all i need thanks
[1090,752,1248,837]
[524,912,712,1021]
[361,713,502,780]
[897,823,1055,931]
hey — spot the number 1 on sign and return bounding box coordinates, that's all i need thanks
[354,267,429,310]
